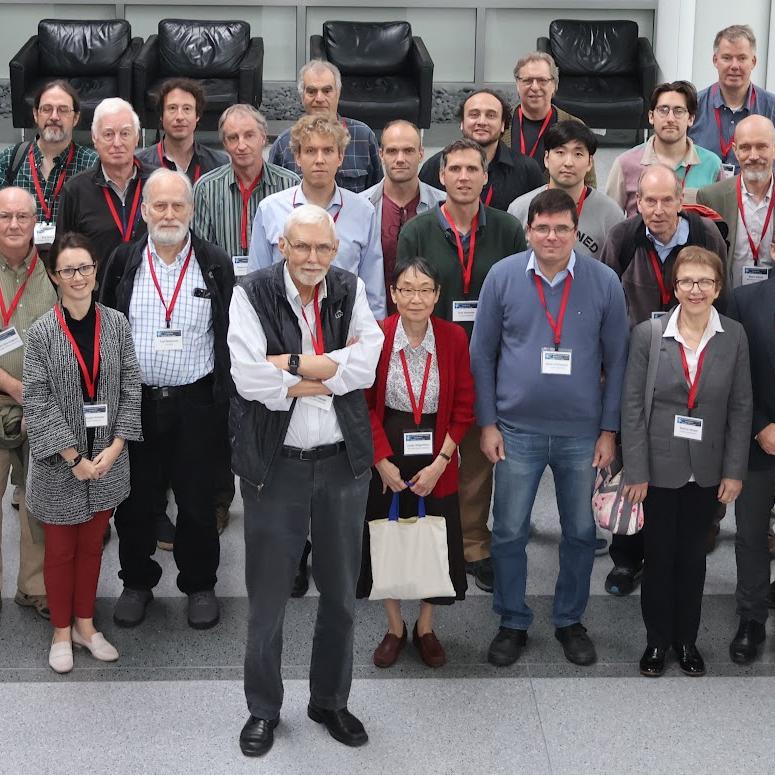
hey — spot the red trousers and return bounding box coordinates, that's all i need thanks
[43,510,112,628]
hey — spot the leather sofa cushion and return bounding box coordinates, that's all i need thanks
[340,76,420,123]
[550,20,638,76]
[148,77,239,112]
[555,76,643,122]
[24,75,119,112]
[159,19,249,78]
[38,19,130,76]
[323,21,411,76]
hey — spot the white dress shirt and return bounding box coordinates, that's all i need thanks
[385,318,440,414]
[228,263,384,448]
[732,175,775,287]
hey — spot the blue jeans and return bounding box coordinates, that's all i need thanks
[491,426,597,630]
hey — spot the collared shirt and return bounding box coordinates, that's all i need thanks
[192,161,300,259]
[434,201,488,250]
[689,82,775,171]
[526,249,577,288]
[646,218,691,263]
[101,164,138,205]
[227,263,384,448]
[136,139,229,184]
[0,140,97,223]
[248,184,387,318]
[386,318,439,414]
[128,235,214,387]
[268,116,383,193]
[0,245,57,405]
[732,175,775,287]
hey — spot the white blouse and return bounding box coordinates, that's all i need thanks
[385,319,440,415]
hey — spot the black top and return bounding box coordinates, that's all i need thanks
[135,139,229,184]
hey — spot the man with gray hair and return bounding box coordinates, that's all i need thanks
[268,60,382,193]
[229,203,383,757]
[57,97,149,272]
[100,168,235,630]
[690,25,775,173]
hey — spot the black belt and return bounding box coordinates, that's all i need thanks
[280,441,346,461]
[142,373,213,400]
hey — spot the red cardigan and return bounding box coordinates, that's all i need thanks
[366,314,475,497]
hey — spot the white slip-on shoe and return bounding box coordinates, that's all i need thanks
[49,640,73,673]
[71,630,119,662]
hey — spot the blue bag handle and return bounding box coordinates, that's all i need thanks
[387,488,426,521]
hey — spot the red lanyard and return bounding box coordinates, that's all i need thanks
[518,106,554,158]
[576,186,588,219]
[292,187,343,223]
[146,244,194,327]
[647,248,672,306]
[237,171,263,252]
[102,177,142,242]
[29,143,74,222]
[399,350,433,426]
[679,165,693,191]
[156,142,201,183]
[54,303,101,401]
[736,176,775,265]
[679,344,707,410]
[0,253,38,329]
[533,272,572,349]
[299,284,324,355]
[442,204,478,295]
[482,186,493,207]
[713,84,756,161]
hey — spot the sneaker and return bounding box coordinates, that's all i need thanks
[604,565,642,596]
[113,588,153,627]
[188,590,220,629]
[487,627,527,666]
[156,513,175,551]
[555,623,597,666]
[465,557,494,593]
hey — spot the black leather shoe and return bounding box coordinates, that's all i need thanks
[729,619,766,665]
[307,703,368,747]
[555,623,597,666]
[674,643,706,676]
[487,627,527,666]
[465,557,494,593]
[604,565,642,596]
[239,716,279,757]
[291,540,312,598]
[639,646,667,677]
[767,580,775,610]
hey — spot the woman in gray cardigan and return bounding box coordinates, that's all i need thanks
[23,232,142,674]
[621,246,752,679]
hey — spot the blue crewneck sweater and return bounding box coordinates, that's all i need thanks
[470,250,629,436]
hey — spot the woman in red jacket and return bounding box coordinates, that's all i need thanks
[357,256,475,668]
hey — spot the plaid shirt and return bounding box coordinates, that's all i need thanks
[268,116,383,193]
[0,141,97,222]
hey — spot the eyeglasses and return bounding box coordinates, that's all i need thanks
[55,264,96,280]
[675,278,717,292]
[529,224,575,237]
[393,287,437,300]
[289,242,335,258]
[37,105,74,116]
[0,212,34,225]
[97,128,136,143]
[517,77,554,87]
[653,105,689,118]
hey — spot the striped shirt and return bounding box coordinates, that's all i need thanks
[128,236,214,387]
[0,141,97,222]
[191,161,300,259]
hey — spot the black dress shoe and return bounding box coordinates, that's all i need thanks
[604,565,642,596]
[487,627,527,666]
[767,580,775,610]
[465,557,494,593]
[291,540,312,598]
[639,646,667,677]
[674,643,706,676]
[555,623,597,666]
[729,619,766,665]
[239,716,279,757]
[307,703,368,747]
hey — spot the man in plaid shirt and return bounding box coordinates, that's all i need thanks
[0,80,97,250]
[268,60,382,194]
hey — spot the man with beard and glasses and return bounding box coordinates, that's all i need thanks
[0,81,97,253]
[100,168,234,630]
[698,115,775,288]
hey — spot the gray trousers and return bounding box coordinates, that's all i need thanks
[735,467,775,624]
[242,449,370,720]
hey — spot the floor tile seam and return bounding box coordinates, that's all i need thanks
[526,663,556,775]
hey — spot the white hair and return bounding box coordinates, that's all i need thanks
[283,204,335,239]
[143,168,194,206]
[92,97,140,137]
[297,60,342,98]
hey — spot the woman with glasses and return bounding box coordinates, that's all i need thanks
[23,232,141,673]
[621,246,752,678]
[357,256,474,668]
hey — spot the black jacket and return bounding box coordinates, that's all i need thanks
[99,232,235,402]
[135,139,228,184]
[230,261,373,491]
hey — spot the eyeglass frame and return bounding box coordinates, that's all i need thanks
[652,105,690,118]
[54,264,97,280]
[674,278,718,292]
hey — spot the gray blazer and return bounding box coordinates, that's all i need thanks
[622,308,752,488]
[23,303,142,525]
[360,179,446,223]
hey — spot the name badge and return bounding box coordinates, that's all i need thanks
[153,328,183,352]
[743,265,769,285]
[452,300,478,322]
[540,347,572,375]
[33,221,56,245]
[301,394,333,411]
[403,429,434,456]
[650,311,668,320]
[83,402,108,428]
[232,256,249,277]
[0,326,24,356]
[674,414,703,441]
[721,163,737,180]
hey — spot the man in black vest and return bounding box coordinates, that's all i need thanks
[229,204,383,757]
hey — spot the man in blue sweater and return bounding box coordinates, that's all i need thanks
[470,188,629,667]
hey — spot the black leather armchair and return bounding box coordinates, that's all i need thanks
[310,21,433,130]
[9,19,141,130]
[133,19,263,131]
[537,19,658,130]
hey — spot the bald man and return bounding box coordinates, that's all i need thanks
[697,114,775,287]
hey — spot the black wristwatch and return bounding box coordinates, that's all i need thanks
[65,454,82,468]
[288,354,301,376]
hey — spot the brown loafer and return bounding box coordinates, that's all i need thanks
[373,622,407,668]
[412,621,447,668]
